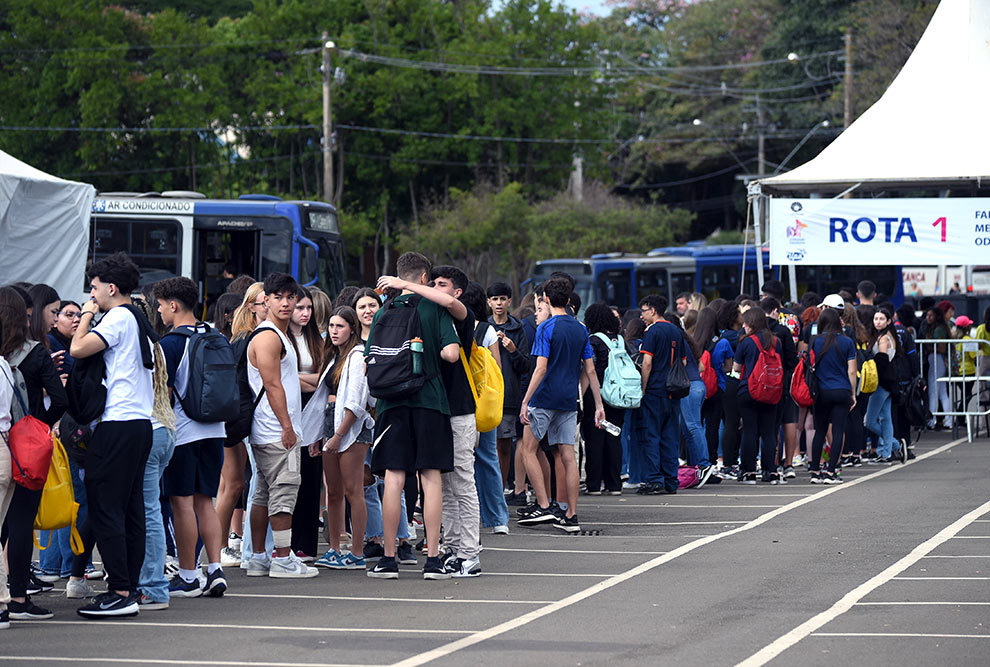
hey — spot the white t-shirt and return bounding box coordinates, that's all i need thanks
[171,325,228,446]
[479,323,497,348]
[93,306,154,422]
[248,322,302,445]
[293,332,315,374]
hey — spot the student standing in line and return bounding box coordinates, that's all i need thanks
[712,302,742,478]
[0,322,14,630]
[517,278,605,531]
[808,308,858,484]
[636,294,681,494]
[70,253,155,617]
[583,304,628,495]
[865,308,905,464]
[732,308,783,484]
[154,277,229,598]
[244,273,317,579]
[366,253,460,579]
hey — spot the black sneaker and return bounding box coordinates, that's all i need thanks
[906,448,916,460]
[77,592,139,618]
[414,538,426,553]
[516,502,538,517]
[443,556,464,574]
[821,471,843,485]
[363,541,385,562]
[26,574,54,596]
[553,514,581,534]
[8,597,53,620]
[423,556,451,580]
[440,548,458,570]
[809,470,823,484]
[168,574,203,598]
[506,491,528,506]
[636,482,664,495]
[397,541,417,565]
[205,568,227,597]
[0,608,9,629]
[697,464,716,489]
[850,455,863,467]
[366,556,399,579]
[517,505,558,525]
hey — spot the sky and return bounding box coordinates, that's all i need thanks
[559,0,612,16]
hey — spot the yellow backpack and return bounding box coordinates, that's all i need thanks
[857,343,879,395]
[34,435,84,555]
[459,340,504,433]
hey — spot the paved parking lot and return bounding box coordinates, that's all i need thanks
[4,432,988,666]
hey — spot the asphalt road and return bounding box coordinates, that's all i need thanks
[4,430,989,667]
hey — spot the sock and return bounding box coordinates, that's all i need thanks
[252,551,269,561]
[273,554,291,563]
[179,568,199,584]
[557,502,568,511]
[207,562,221,574]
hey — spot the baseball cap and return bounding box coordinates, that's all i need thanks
[954,315,973,328]
[819,294,845,310]
[936,300,954,314]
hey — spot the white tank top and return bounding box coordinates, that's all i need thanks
[248,322,302,444]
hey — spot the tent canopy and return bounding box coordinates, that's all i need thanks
[0,150,96,299]
[757,0,990,195]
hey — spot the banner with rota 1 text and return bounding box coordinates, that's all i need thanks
[768,198,990,265]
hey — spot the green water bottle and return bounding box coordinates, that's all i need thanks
[410,337,424,375]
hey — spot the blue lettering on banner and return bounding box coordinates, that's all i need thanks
[830,216,917,243]
[977,211,989,219]
[977,224,990,233]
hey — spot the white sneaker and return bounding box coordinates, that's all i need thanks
[450,556,482,578]
[66,578,97,599]
[269,553,319,579]
[245,555,271,577]
[491,525,509,535]
[227,532,242,551]
[164,556,179,579]
[220,547,241,567]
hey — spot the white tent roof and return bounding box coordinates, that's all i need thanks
[0,150,96,299]
[757,0,990,194]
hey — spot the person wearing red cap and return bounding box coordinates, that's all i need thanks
[936,300,955,324]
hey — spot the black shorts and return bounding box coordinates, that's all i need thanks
[370,406,454,476]
[778,376,799,425]
[164,438,224,497]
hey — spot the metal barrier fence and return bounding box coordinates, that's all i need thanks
[914,337,990,443]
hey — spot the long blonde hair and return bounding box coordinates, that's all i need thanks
[151,342,175,431]
[231,282,265,341]
[308,287,332,337]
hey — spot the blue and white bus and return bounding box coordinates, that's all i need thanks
[89,192,346,303]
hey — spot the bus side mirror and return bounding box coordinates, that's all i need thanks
[303,245,318,276]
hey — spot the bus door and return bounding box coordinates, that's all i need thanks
[668,270,695,300]
[595,264,634,310]
[636,264,669,305]
[193,227,260,305]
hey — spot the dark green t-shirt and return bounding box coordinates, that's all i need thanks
[365,293,459,415]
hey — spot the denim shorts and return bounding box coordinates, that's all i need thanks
[527,407,578,446]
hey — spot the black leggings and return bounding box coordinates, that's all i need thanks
[811,388,852,473]
[4,485,43,598]
[738,393,777,474]
[702,390,722,467]
[721,378,741,467]
[845,395,866,455]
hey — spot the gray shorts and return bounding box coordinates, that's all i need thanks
[250,441,301,516]
[496,413,517,439]
[528,407,578,447]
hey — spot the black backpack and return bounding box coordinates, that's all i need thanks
[665,339,691,400]
[66,304,156,424]
[163,323,239,423]
[904,376,931,427]
[366,295,428,400]
[224,327,283,444]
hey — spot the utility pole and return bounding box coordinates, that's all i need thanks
[322,32,334,206]
[844,29,854,128]
[756,95,766,176]
[570,154,583,202]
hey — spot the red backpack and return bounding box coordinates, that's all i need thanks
[747,335,783,404]
[700,349,718,399]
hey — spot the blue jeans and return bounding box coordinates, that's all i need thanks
[639,392,680,488]
[364,477,410,541]
[865,386,900,458]
[241,441,274,562]
[474,428,509,528]
[139,427,175,602]
[625,407,648,484]
[680,380,710,468]
[38,457,88,576]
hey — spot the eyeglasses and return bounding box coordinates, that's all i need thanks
[59,310,82,319]
[252,301,268,308]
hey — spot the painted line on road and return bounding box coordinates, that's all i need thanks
[738,497,990,666]
[224,593,555,605]
[920,555,990,558]
[855,601,990,606]
[811,632,990,639]
[482,547,666,555]
[583,504,782,509]
[949,535,990,539]
[483,572,613,578]
[0,659,376,667]
[894,576,990,580]
[390,437,968,667]
[42,620,475,635]
[582,521,748,526]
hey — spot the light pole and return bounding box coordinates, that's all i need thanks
[322,34,335,206]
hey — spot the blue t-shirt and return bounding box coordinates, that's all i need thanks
[640,321,686,395]
[528,314,593,411]
[684,344,701,382]
[734,333,782,398]
[811,335,857,391]
[711,328,739,392]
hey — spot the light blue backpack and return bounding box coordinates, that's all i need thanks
[594,333,642,409]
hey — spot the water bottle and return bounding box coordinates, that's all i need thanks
[410,337,424,375]
[599,420,621,437]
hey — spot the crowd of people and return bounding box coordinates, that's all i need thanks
[1,252,988,627]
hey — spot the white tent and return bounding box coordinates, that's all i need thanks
[0,150,96,299]
[756,0,990,195]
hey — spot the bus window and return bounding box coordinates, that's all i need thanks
[670,272,695,299]
[637,268,668,304]
[596,269,632,308]
[700,266,737,300]
[261,231,291,277]
[90,217,181,286]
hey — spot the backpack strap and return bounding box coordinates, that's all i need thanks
[592,332,616,349]
[118,304,157,369]
[0,359,30,422]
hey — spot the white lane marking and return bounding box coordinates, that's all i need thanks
[811,632,990,639]
[894,577,990,580]
[224,593,553,605]
[42,620,474,635]
[0,659,373,667]
[583,504,782,509]
[855,601,990,606]
[921,555,990,558]
[483,572,613,578]
[482,547,666,555]
[581,521,748,526]
[738,497,990,667]
[949,535,990,539]
[392,438,967,667]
